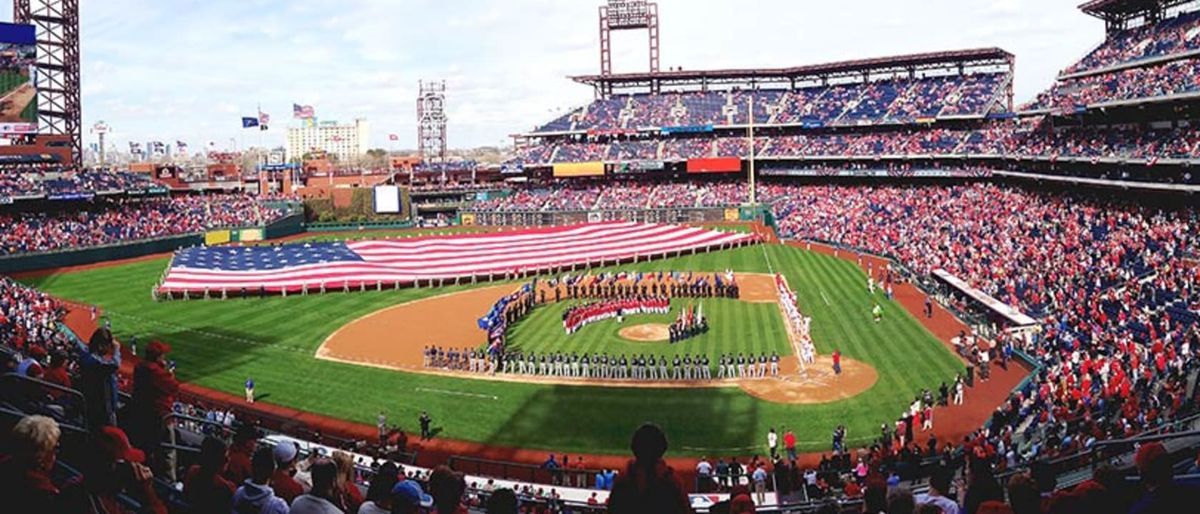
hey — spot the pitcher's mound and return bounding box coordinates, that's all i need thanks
[618,323,670,342]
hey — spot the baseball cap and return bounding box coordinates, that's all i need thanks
[273,441,298,464]
[97,426,145,463]
[1135,442,1168,474]
[392,479,434,508]
[146,341,171,358]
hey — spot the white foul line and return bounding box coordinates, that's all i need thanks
[415,387,499,400]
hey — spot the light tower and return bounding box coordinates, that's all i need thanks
[14,0,82,165]
[598,0,660,76]
[90,120,109,165]
[417,80,448,180]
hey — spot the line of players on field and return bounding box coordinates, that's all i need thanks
[562,296,670,334]
[422,346,782,381]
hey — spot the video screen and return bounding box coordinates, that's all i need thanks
[0,22,37,134]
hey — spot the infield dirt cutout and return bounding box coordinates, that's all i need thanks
[316,273,877,404]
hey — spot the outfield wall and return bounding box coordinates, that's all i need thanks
[460,206,767,227]
[0,213,305,274]
[0,234,203,273]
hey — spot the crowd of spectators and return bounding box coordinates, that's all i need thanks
[532,73,1007,134]
[1025,58,1200,112]
[0,167,162,200]
[515,120,1200,165]
[465,180,749,212]
[765,183,1200,473]
[0,195,289,255]
[1064,9,1200,75]
[0,277,65,351]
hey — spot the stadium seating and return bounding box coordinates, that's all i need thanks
[0,167,163,200]
[1063,9,1200,75]
[0,195,290,256]
[530,74,1008,135]
[1025,58,1200,111]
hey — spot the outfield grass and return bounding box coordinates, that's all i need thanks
[506,298,791,360]
[22,243,964,456]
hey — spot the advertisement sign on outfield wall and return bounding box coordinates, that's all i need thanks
[205,230,232,246]
[553,161,605,177]
[686,157,741,174]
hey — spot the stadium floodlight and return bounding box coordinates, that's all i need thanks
[598,0,659,76]
[417,80,448,180]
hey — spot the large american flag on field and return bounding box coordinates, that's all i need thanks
[156,222,758,294]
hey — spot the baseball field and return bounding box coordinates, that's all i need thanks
[21,229,969,457]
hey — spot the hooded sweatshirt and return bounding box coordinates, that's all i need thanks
[290,493,346,514]
[232,480,290,514]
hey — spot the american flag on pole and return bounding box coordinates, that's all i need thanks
[157,222,757,294]
[293,103,315,119]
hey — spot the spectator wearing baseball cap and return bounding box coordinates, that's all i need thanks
[0,415,62,512]
[59,425,167,514]
[272,441,307,504]
[607,422,692,514]
[16,344,45,378]
[128,340,179,467]
[392,479,434,514]
[291,458,345,514]
[1130,442,1200,514]
[232,446,290,514]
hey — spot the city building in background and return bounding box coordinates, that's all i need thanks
[285,118,369,162]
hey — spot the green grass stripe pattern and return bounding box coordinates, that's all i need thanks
[21,242,964,456]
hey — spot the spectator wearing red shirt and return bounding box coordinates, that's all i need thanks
[128,341,180,467]
[224,424,259,485]
[783,428,797,461]
[59,426,167,514]
[271,441,306,504]
[42,350,71,392]
[0,415,61,512]
[183,436,236,513]
[608,423,693,514]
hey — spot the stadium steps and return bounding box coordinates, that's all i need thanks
[979,72,1013,116]
[768,91,789,124]
[618,96,635,129]
[829,88,864,126]
[655,140,665,159]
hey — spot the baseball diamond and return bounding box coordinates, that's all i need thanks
[21,231,970,456]
[9,2,1200,513]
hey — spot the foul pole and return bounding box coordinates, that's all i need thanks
[748,95,757,206]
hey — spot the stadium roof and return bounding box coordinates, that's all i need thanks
[571,48,1014,89]
[1079,0,1193,19]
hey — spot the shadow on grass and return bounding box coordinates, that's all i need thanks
[480,383,758,458]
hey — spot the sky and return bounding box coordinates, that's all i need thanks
[10,0,1103,152]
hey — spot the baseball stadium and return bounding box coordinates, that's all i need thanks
[2,1,1200,513]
